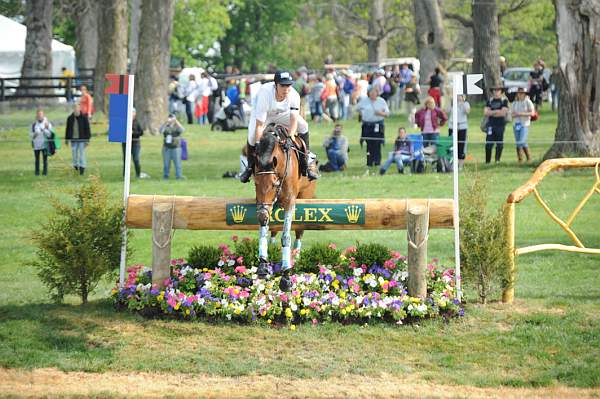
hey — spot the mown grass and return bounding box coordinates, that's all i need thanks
[0,102,599,389]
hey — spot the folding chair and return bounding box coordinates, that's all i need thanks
[407,134,425,173]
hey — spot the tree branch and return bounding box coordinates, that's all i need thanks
[498,0,531,24]
[444,12,473,28]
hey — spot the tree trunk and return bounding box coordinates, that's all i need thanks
[128,0,142,75]
[134,0,175,134]
[472,0,502,100]
[94,0,128,115]
[74,0,98,72]
[19,0,53,96]
[545,0,600,158]
[413,0,451,84]
[366,0,387,62]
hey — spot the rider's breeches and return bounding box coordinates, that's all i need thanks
[247,113,308,146]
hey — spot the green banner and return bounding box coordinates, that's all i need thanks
[226,203,365,225]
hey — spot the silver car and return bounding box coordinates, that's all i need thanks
[502,67,550,102]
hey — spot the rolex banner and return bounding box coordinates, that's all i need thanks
[226,203,365,225]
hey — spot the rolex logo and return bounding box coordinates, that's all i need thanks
[230,205,247,223]
[345,205,362,224]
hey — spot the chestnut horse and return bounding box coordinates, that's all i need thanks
[253,123,316,287]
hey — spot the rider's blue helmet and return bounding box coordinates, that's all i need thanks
[274,71,294,86]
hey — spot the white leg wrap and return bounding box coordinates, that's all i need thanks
[258,225,269,260]
[281,207,294,270]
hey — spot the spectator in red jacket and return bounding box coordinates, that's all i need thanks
[415,96,447,148]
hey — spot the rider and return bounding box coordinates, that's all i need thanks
[240,70,319,182]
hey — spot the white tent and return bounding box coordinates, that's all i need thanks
[0,14,76,78]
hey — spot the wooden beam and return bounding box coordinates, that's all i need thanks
[126,196,454,230]
[407,206,429,299]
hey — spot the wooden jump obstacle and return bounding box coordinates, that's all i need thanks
[126,196,455,298]
[502,158,600,303]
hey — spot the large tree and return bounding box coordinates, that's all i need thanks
[128,0,142,75]
[413,0,451,83]
[93,0,128,115]
[471,0,502,92]
[19,0,53,97]
[134,0,175,134]
[545,0,600,158]
[73,0,98,71]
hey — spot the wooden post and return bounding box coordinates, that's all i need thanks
[407,205,429,299]
[152,202,173,287]
[502,202,516,303]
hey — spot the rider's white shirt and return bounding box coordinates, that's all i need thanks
[253,82,300,124]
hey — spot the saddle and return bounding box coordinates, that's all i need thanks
[267,124,308,172]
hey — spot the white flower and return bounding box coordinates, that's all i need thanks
[331,297,340,306]
[250,266,258,273]
[378,276,385,285]
[258,283,265,292]
[290,302,298,311]
[218,260,225,267]
[400,271,409,281]
[226,314,232,320]
[303,297,311,306]
[197,298,205,305]
[228,259,235,266]
[221,299,228,306]
[369,280,377,288]
[417,304,428,313]
[204,281,212,289]
[353,268,363,277]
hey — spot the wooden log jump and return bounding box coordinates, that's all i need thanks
[126,196,454,231]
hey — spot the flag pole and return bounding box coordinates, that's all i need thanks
[452,73,463,301]
[119,75,135,288]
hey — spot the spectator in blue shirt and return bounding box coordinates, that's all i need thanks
[380,127,412,175]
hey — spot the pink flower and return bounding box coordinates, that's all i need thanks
[231,235,239,242]
[328,243,337,250]
[291,290,300,297]
[235,265,247,274]
[384,259,396,270]
[163,278,172,287]
[319,266,327,274]
[167,295,177,308]
[312,318,318,325]
[279,293,289,302]
[240,290,250,299]
[170,259,177,266]
[242,237,251,243]
[236,257,244,265]
[391,251,402,259]
[345,246,357,254]
[389,280,398,288]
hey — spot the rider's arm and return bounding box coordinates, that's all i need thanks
[289,111,298,137]
[255,119,265,143]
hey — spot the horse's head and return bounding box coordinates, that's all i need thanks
[254,126,286,225]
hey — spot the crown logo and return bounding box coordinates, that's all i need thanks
[345,205,362,224]
[230,205,247,223]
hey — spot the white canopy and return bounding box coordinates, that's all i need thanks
[0,14,76,78]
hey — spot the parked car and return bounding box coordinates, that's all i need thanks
[502,67,550,102]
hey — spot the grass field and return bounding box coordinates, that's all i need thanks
[1,102,599,398]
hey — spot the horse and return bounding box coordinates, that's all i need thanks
[253,123,317,289]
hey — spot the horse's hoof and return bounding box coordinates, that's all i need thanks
[279,273,292,291]
[257,261,269,279]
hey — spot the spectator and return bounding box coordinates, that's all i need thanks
[511,87,535,163]
[528,62,545,111]
[373,69,387,96]
[160,113,185,180]
[404,75,421,128]
[168,75,181,115]
[184,74,198,124]
[323,73,339,121]
[428,67,444,107]
[357,87,389,167]
[309,75,324,122]
[340,70,355,120]
[65,103,91,175]
[322,124,349,172]
[447,94,470,171]
[122,108,143,178]
[79,85,93,119]
[61,67,75,103]
[549,66,560,112]
[196,72,211,125]
[293,70,309,117]
[30,109,53,176]
[415,96,447,148]
[207,71,220,123]
[353,73,369,107]
[380,127,412,175]
[483,87,509,163]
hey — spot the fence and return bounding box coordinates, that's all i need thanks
[0,72,94,102]
[125,196,455,297]
[502,158,600,303]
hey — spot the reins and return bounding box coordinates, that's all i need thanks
[255,127,292,207]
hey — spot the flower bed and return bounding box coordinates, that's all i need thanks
[112,242,462,328]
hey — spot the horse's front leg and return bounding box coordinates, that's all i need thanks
[281,204,295,271]
[257,206,271,278]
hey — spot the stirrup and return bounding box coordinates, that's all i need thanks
[239,168,253,183]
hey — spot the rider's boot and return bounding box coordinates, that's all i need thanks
[257,259,269,279]
[239,143,256,183]
[298,132,320,181]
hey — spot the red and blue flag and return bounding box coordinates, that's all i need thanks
[105,74,130,143]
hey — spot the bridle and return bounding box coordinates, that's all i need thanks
[255,126,292,209]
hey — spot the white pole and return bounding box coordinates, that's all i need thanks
[452,74,463,301]
[119,75,135,287]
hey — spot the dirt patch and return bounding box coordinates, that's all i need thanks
[2,368,600,399]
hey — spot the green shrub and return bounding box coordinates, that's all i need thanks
[460,171,510,304]
[295,243,341,273]
[353,242,391,267]
[234,237,281,268]
[31,176,127,304]
[188,245,221,268]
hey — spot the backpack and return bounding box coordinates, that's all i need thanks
[383,81,391,94]
[46,130,56,156]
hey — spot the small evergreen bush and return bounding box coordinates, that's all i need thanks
[188,245,221,268]
[460,171,510,304]
[353,242,391,267]
[295,243,341,273]
[31,176,126,304]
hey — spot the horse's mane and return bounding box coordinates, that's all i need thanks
[256,129,276,170]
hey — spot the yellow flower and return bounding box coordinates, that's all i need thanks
[260,311,266,317]
[340,291,346,298]
[185,308,190,315]
[234,308,241,315]
[174,303,180,310]
[332,280,340,289]
[410,297,421,303]
[267,319,272,324]
[290,324,296,331]
[300,309,307,316]
[285,308,293,318]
